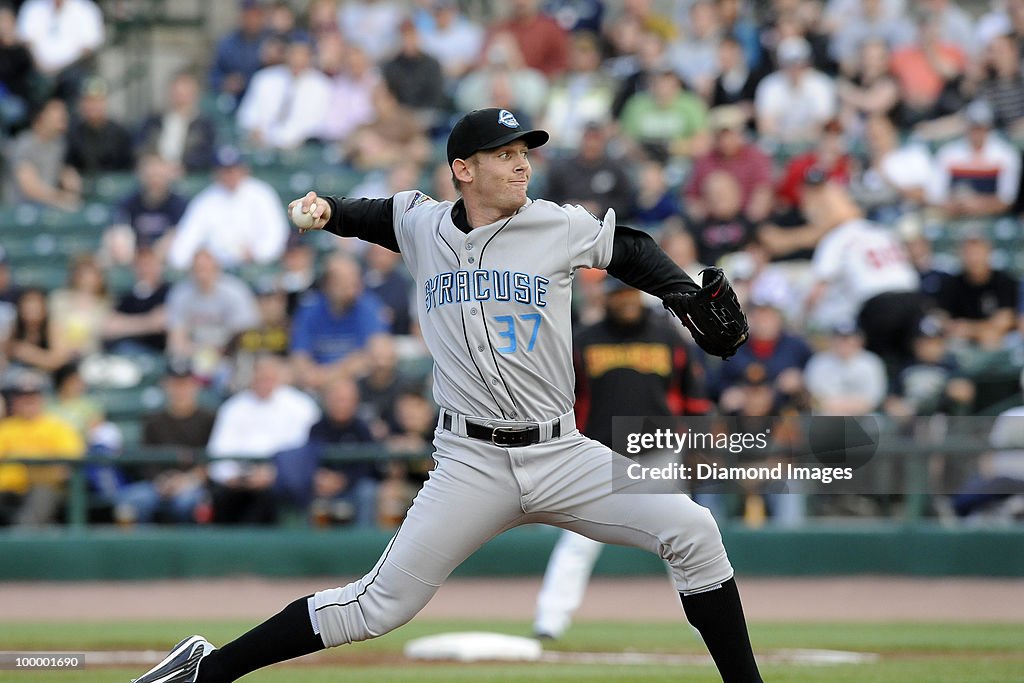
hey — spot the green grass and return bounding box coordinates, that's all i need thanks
[1,620,1021,682]
[5,662,1023,683]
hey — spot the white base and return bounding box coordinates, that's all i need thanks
[403,632,543,662]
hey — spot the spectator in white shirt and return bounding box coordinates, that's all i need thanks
[237,38,331,150]
[829,0,913,69]
[929,100,1022,218]
[755,37,836,145]
[317,34,380,144]
[804,177,922,369]
[667,0,722,100]
[805,324,888,416]
[541,32,616,151]
[851,113,933,220]
[921,0,976,55]
[338,0,404,62]
[16,0,103,98]
[976,0,1024,49]
[168,146,289,271]
[419,0,484,80]
[824,0,906,32]
[206,354,321,524]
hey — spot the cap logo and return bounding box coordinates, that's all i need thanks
[498,109,519,128]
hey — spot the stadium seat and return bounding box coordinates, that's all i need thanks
[177,174,213,198]
[113,420,143,447]
[314,169,363,196]
[276,144,329,170]
[89,385,166,421]
[396,355,434,383]
[89,173,137,203]
[32,204,111,233]
[0,209,17,231]
[252,167,299,202]
[0,235,42,261]
[992,217,1021,242]
[13,264,71,290]
[233,263,281,290]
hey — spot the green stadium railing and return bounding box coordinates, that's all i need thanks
[2,446,433,531]
[0,430,1015,533]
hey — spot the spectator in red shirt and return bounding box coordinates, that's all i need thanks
[775,118,852,210]
[685,105,773,223]
[485,0,569,78]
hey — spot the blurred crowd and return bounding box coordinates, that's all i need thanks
[2,0,1024,529]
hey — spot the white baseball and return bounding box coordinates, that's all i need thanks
[291,202,315,229]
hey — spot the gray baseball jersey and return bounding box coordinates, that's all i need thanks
[392,190,614,421]
[309,189,733,649]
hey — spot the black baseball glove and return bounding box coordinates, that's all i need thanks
[662,267,749,360]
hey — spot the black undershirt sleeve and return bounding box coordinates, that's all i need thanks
[322,196,401,252]
[606,225,700,298]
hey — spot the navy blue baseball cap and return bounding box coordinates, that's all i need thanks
[446,108,548,166]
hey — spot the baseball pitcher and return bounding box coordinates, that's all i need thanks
[132,108,757,683]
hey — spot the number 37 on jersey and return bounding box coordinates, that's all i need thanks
[424,268,549,354]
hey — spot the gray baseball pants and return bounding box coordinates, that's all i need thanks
[310,413,732,647]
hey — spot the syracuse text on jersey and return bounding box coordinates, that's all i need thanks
[423,269,550,312]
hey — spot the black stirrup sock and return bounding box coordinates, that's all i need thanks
[680,578,763,683]
[196,595,325,683]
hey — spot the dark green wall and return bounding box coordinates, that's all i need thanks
[2,524,1022,581]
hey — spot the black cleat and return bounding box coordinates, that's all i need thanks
[131,635,214,683]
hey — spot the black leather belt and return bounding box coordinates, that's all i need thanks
[441,412,560,447]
